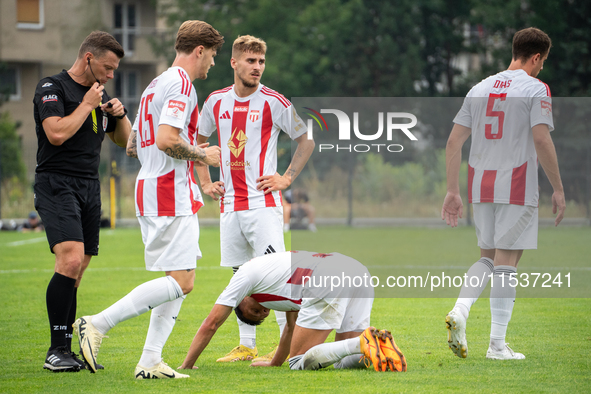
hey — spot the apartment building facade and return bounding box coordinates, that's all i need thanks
[0,0,170,175]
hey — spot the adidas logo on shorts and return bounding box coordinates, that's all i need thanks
[264,245,276,255]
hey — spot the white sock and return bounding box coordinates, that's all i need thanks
[490,265,517,352]
[238,317,256,349]
[139,295,186,368]
[275,311,287,338]
[295,338,360,370]
[455,257,494,320]
[334,354,366,369]
[92,276,183,334]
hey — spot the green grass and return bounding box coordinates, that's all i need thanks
[1,226,590,393]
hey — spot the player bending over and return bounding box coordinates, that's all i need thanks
[179,251,407,372]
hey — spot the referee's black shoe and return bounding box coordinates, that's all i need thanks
[43,346,81,372]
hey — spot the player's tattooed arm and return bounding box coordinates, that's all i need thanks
[126,129,138,158]
[156,124,221,167]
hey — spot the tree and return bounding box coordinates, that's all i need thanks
[0,112,26,182]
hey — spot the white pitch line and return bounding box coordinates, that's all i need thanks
[5,237,46,247]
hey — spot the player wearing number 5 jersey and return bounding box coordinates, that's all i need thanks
[73,21,224,379]
[179,251,406,372]
[196,35,315,363]
[441,27,566,361]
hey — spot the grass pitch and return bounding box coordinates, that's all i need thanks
[1,225,590,393]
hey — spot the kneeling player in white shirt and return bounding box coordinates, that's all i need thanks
[441,27,565,360]
[73,21,224,379]
[196,35,315,362]
[179,251,407,372]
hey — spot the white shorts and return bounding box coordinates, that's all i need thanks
[297,257,374,333]
[473,203,538,250]
[139,215,201,271]
[297,296,373,333]
[220,206,285,267]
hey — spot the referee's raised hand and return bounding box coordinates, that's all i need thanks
[83,82,104,108]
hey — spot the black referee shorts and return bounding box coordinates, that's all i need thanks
[34,172,101,255]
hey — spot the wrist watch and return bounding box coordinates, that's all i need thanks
[116,107,128,119]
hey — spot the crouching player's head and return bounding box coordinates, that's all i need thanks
[235,296,270,326]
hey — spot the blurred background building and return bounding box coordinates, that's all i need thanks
[0,0,169,173]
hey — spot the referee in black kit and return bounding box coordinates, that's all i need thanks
[33,31,131,372]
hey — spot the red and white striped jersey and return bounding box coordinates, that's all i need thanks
[132,67,204,216]
[215,251,348,312]
[198,84,307,212]
[453,69,554,207]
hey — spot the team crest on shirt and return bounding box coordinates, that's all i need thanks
[228,127,248,157]
[166,100,186,119]
[541,101,552,116]
[249,110,260,122]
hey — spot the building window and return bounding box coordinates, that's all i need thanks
[17,0,44,29]
[0,66,21,101]
[114,70,139,120]
[113,2,137,54]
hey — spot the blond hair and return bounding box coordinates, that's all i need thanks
[232,35,267,58]
[175,20,224,54]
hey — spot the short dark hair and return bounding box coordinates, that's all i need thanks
[234,305,264,326]
[78,31,125,59]
[175,20,225,54]
[232,35,267,58]
[512,27,551,61]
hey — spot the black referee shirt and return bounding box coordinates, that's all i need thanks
[33,70,117,179]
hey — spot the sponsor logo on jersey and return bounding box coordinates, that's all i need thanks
[541,100,552,116]
[42,94,58,103]
[234,106,249,112]
[220,110,231,119]
[227,127,248,157]
[249,110,260,122]
[166,100,186,119]
[226,160,251,171]
[42,82,53,88]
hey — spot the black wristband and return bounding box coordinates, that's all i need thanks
[116,107,128,119]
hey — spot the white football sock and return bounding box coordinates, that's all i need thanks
[93,276,183,334]
[238,317,256,349]
[490,265,517,352]
[139,295,186,368]
[333,354,366,369]
[292,338,360,370]
[455,257,494,320]
[275,311,287,337]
